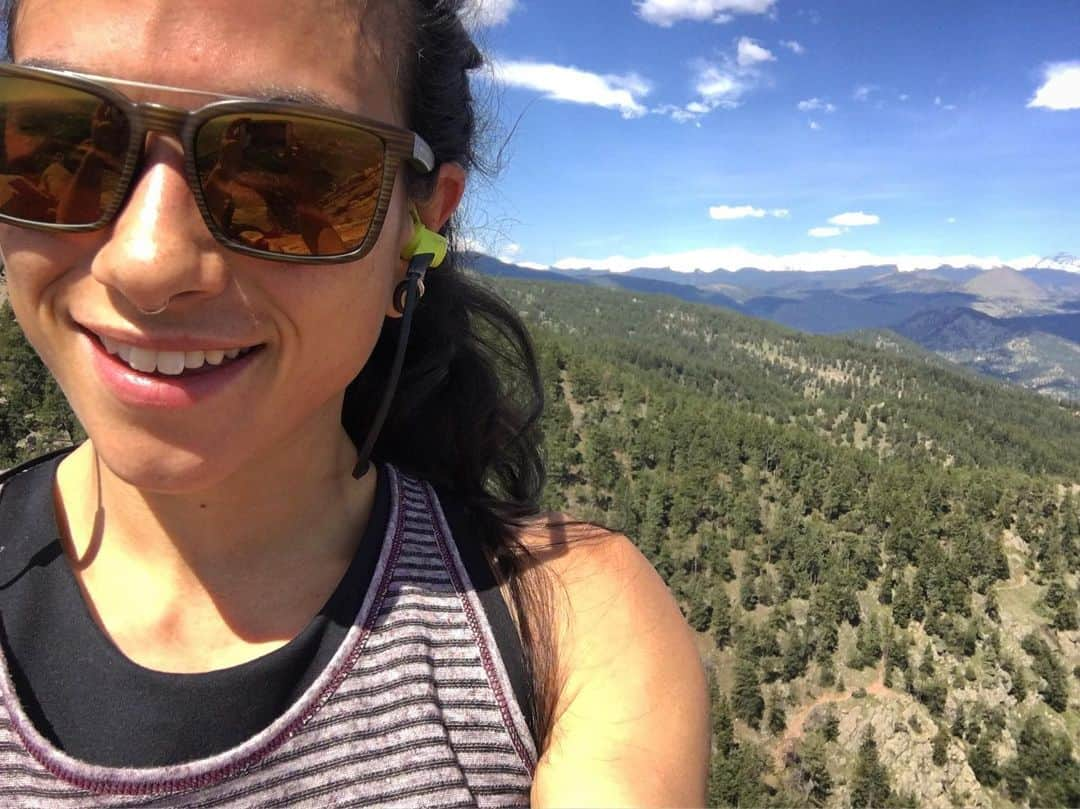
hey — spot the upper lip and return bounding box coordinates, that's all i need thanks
[78,323,264,353]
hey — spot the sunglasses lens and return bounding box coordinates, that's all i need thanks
[0,75,130,225]
[194,113,386,258]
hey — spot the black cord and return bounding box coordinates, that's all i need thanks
[351,254,433,480]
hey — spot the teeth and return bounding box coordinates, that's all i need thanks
[98,335,253,375]
[128,347,158,374]
[156,352,186,376]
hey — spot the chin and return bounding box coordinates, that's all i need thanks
[87,426,255,495]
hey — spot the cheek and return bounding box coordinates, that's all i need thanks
[274,254,399,391]
[0,229,84,359]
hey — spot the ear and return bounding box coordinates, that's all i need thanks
[387,162,466,318]
[415,162,467,233]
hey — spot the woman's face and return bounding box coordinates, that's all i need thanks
[1,0,413,491]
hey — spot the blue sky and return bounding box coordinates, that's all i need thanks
[463,0,1080,272]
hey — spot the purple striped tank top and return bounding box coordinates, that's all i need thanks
[0,466,537,807]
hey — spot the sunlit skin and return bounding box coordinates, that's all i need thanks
[1,1,708,804]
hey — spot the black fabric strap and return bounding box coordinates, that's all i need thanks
[434,491,539,746]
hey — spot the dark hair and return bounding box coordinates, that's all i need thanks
[346,0,556,747]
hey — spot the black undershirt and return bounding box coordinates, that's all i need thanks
[0,452,388,767]
[0,452,537,767]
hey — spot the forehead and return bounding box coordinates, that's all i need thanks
[11,0,402,121]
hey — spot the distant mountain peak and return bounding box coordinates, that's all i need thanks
[963,267,1047,300]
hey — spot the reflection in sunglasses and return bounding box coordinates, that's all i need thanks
[0,92,127,225]
[197,114,384,256]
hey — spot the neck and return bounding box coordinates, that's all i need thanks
[53,425,377,672]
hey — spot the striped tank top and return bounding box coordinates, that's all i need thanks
[0,464,537,807]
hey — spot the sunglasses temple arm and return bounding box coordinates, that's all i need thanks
[351,253,435,480]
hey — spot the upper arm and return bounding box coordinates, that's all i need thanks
[528,528,710,808]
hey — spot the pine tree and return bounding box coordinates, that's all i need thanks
[951,706,966,739]
[932,724,950,766]
[712,587,734,649]
[766,697,787,735]
[796,737,833,807]
[732,651,764,729]
[819,705,840,743]
[849,731,895,809]
[968,733,1000,786]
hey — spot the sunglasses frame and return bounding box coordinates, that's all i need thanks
[0,62,436,264]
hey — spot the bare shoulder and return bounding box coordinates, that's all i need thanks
[516,517,710,807]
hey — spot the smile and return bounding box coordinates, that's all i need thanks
[95,334,261,377]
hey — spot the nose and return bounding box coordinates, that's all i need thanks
[91,134,228,315]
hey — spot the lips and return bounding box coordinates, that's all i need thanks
[81,326,266,408]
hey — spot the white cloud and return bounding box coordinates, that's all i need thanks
[898,93,910,102]
[809,120,821,130]
[544,248,1064,274]
[711,205,767,220]
[853,84,877,102]
[696,63,745,105]
[635,0,777,27]
[797,97,836,113]
[934,96,957,111]
[736,37,775,67]
[461,0,519,27]
[492,59,651,118]
[499,242,522,262]
[946,217,957,224]
[709,205,790,220]
[656,34,778,123]
[781,40,805,55]
[1028,62,1080,110]
[828,211,880,227]
[809,226,844,238]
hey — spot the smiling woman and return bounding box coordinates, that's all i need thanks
[0,0,708,806]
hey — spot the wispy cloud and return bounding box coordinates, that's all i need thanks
[492,59,651,118]
[659,37,777,123]
[736,37,775,67]
[780,40,805,55]
[809,226,843,238]
[461,0,519,27]
[809,120,822,130]
[635,0,777,27]
[934,96,957,111]
[853,84,878,102]
[1028,61,1080,110]
[829,211,880,227]
[797,97,836,113]
[709,205,790,220]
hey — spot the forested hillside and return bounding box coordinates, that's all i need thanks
[2,275,1079,808]
[486,276,1080,809]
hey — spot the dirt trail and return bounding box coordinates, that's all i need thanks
[774,672,892,767]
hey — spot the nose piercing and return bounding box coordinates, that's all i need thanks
[136,300,170,316]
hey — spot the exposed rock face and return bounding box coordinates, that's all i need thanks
[807,694,992,809]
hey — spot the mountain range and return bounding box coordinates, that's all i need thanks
[466,253,1080,401]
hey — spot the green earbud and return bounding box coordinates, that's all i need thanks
[400,205,448,269]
